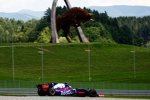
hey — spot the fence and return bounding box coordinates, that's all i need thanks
[0,80,150,90]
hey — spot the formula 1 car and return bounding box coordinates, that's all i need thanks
[36,82,98,97]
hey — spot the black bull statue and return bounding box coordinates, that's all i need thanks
[51,0,90,43]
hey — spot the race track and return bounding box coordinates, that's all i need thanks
[0,88,150,96]
[0,89,150,100]
[0,96,148,100]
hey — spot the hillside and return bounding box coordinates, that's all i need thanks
[0,5,150,21]
[0,43,150,84]
[89,5,150,17]
[0,10,44,21]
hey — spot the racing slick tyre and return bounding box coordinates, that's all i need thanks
[49,89,56,96]
[88,89,98,97]
[37,88,46,96]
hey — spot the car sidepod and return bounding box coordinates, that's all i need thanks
[55,88,76,96]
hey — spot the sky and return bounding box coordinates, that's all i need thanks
[0,0,150,12]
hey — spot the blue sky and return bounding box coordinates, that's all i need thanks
[0,0,150,12]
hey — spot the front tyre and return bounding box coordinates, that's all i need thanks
[88,89,98,97]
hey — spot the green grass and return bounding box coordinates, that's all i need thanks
[0,43,150,89]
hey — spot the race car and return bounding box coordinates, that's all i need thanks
[36,82,98,97]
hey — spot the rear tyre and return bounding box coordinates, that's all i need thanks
[49,89,56,96]
[37,88,46,96]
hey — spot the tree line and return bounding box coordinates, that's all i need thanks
[0,6,150,47]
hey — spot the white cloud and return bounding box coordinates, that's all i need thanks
[0,0,149,12]
[0,0,52,12]
[79,0,150,6]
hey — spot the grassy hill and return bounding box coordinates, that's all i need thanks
[0,43,150,89]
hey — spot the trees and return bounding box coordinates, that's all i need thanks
[119,25,133,44]
[0,25,4,43]
[0,7,150,46]
[0,18,39,43]
[117,16,150,46]
[36,27,51,43]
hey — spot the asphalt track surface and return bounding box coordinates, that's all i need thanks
[0,88,150,96]
[0,96,149,100]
